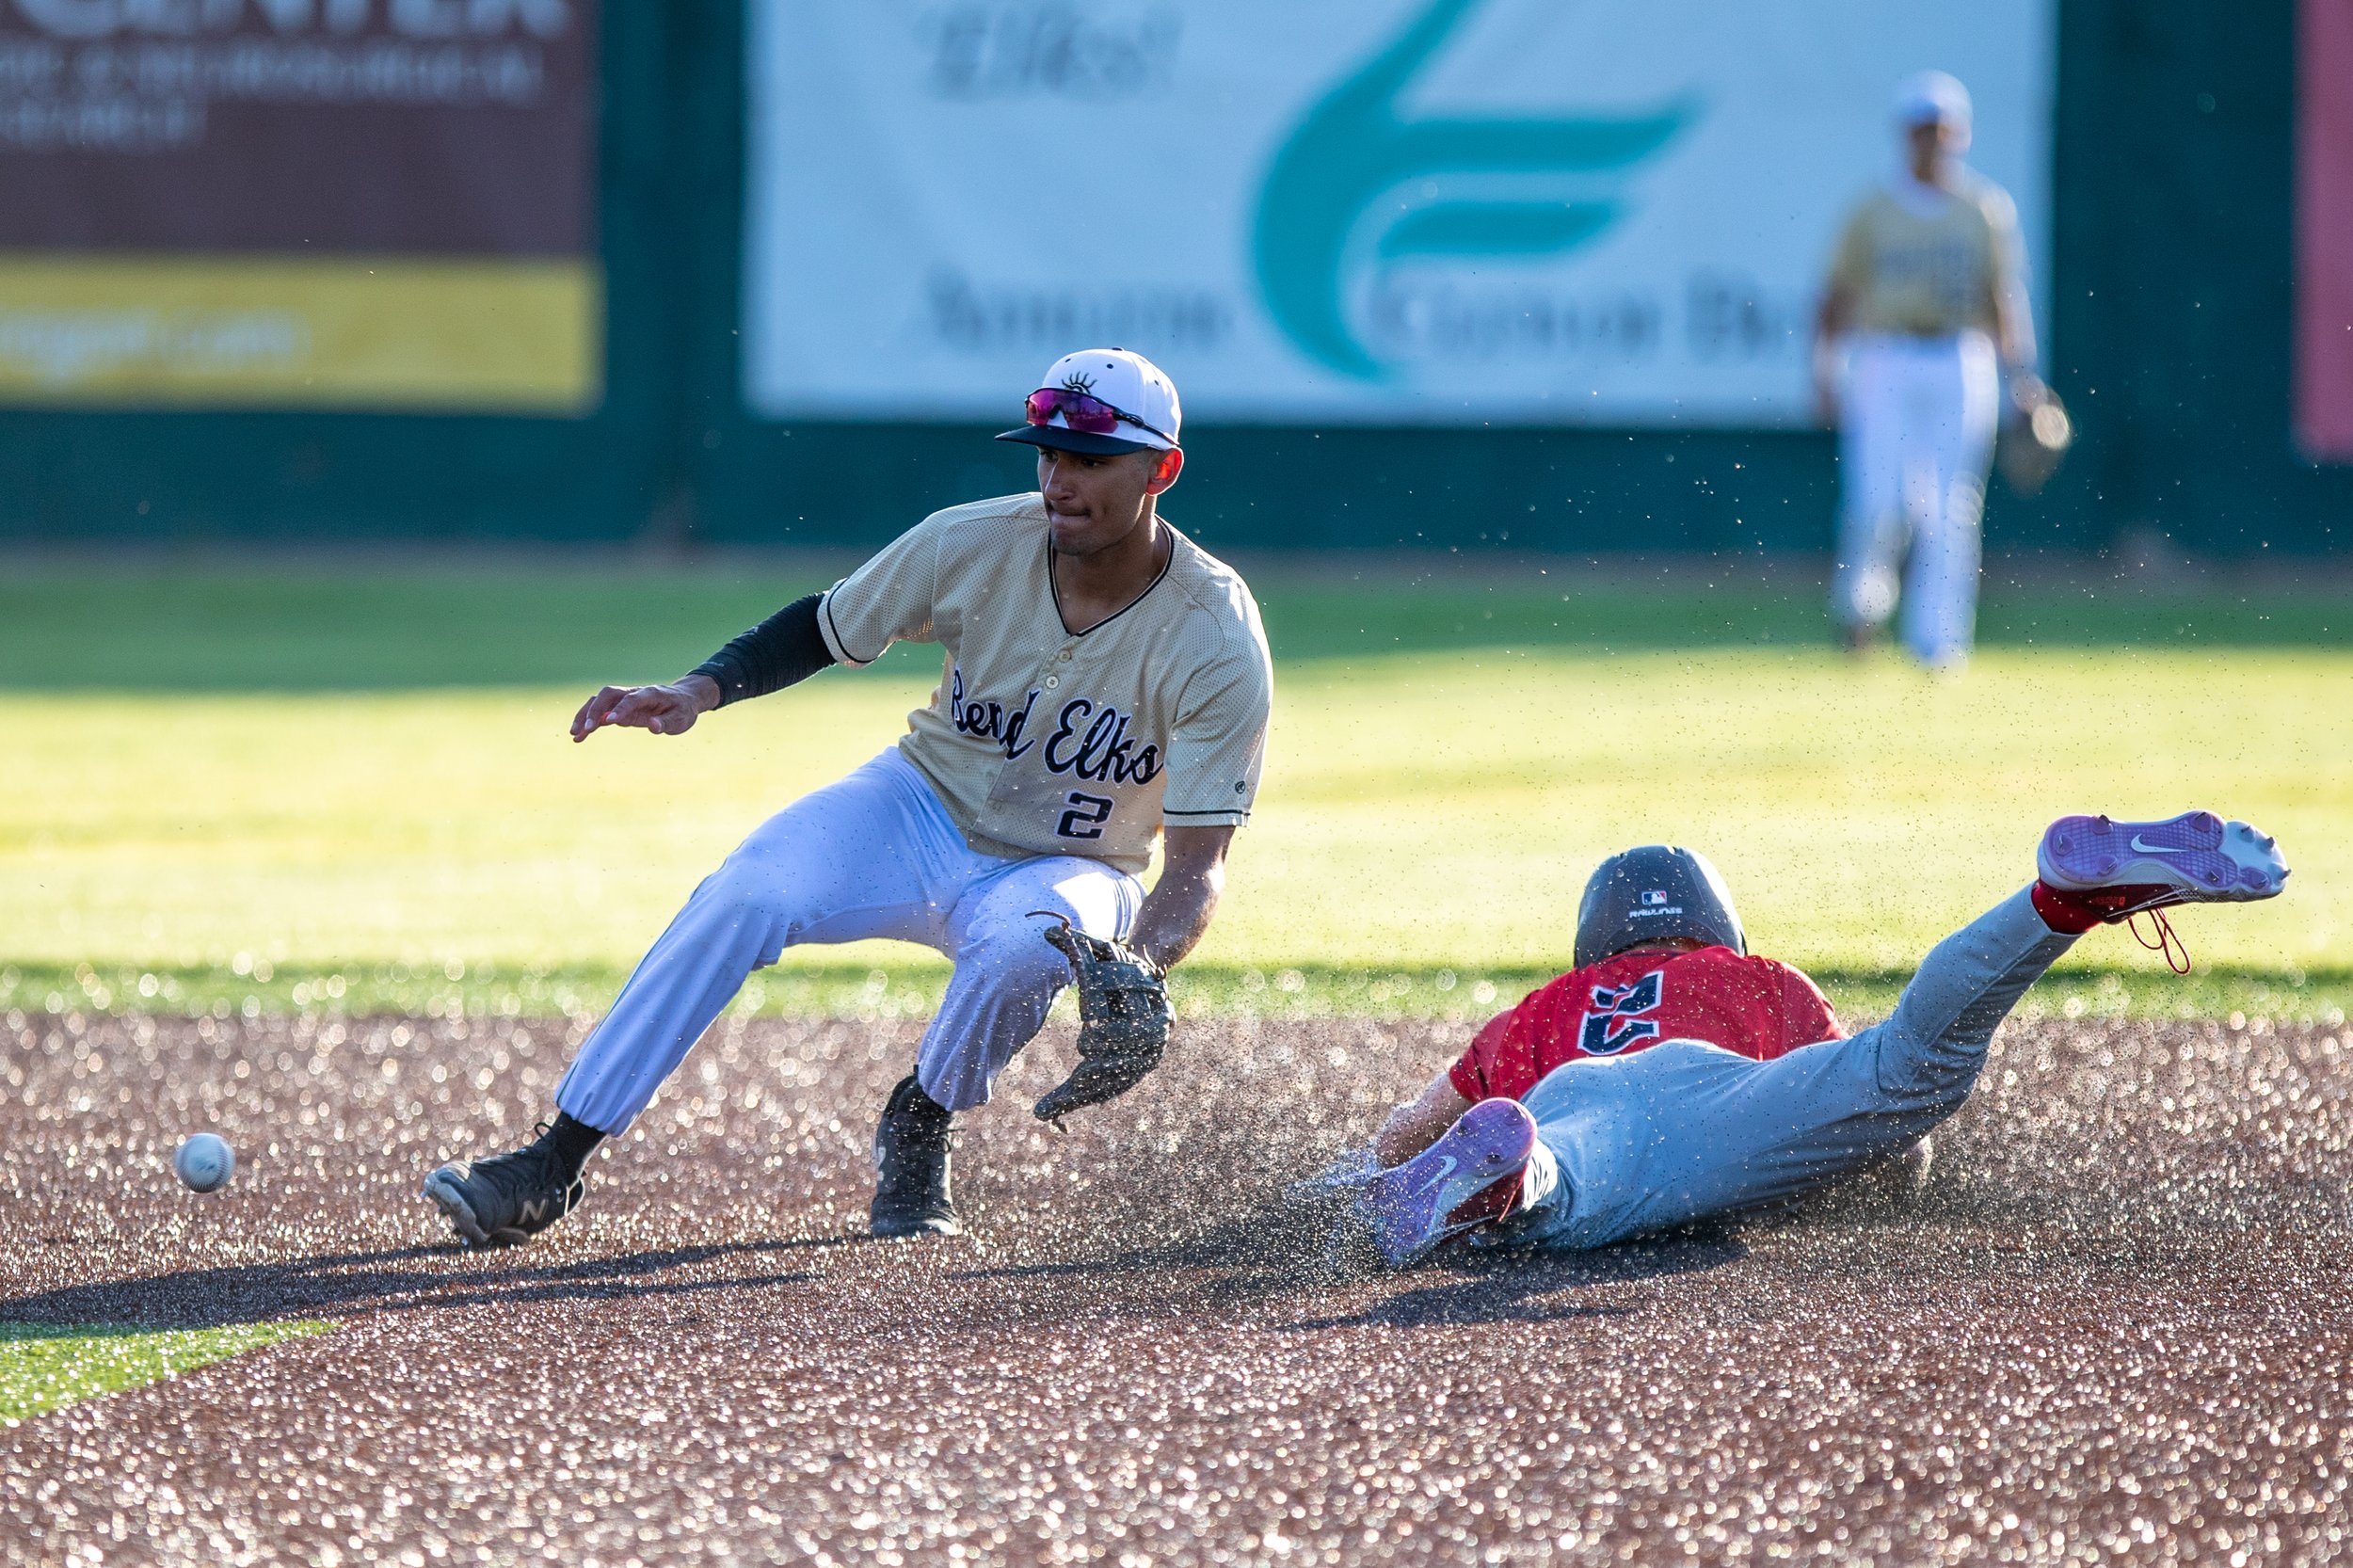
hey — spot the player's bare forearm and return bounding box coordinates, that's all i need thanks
[1814,283,1852,344]
[1374,1073,1476,1167]
[1812,283,1854,423]
[1991,292,2028,376]
[569,674,721,742]
[1128,824,1235,972]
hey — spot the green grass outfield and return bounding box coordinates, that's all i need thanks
[0,1320,329,1425]
[2,558,2346,1024]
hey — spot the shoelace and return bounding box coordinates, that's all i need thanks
[2127,906,2190,975]
[513,1121,584,1198]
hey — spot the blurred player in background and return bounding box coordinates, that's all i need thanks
[1338,812,2287,1266]
[1815,71,2051,670]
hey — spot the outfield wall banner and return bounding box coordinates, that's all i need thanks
[2298,0,2353,461]
[744,0,2052,427]
[0,0,600,413]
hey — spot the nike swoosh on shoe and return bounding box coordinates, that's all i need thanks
[1359,1100,1539,1268]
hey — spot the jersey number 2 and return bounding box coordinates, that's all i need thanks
[1056,791,1113,840]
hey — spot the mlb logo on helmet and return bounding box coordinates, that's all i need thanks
[1630,888,1683,920]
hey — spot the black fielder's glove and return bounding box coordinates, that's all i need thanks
[1032,917,1172,1122]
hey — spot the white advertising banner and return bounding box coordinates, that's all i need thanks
[744,0,2051,426]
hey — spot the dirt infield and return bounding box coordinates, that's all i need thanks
[2,1008,2348,1565]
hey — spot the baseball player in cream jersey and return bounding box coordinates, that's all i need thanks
[425,348,1273,1245]
[1816,71,2048,669]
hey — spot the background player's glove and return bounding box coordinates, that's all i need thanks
[1032,919,1172,1122]
[1996,376,2073,497]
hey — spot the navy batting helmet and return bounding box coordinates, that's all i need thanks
[1574,845,1746,968]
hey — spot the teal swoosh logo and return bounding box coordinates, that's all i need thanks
[1253,0,1699,379]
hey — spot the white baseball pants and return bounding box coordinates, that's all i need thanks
[1831,331,2002,666]
[1507,887,2073,1251]
[554,748,1144,1130]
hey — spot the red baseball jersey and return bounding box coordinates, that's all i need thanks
[1449,946,1845,1105]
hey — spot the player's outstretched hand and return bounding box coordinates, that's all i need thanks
[569,680,716,743]
[2007,371,2053,411]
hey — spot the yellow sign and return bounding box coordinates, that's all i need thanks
[0,255,601,413]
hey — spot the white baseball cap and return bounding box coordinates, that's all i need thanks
[1895,71,1972,136]
[997,348,1182,456]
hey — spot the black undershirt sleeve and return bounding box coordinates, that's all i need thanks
[689,592,838,707]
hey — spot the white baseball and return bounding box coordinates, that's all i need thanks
[174,1133,235,1193]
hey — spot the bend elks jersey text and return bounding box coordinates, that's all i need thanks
[1449,946,1845,1105]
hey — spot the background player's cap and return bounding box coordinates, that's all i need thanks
[1894,70,1972,134]
[997,348,1182,456]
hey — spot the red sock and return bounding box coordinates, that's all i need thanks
[2031,880,2172,934]
[1448,1169,1528,1226]
[2031,880,2104,934]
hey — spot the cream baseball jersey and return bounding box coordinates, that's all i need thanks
[817,493,1273,876]
[1829,173,2025,339]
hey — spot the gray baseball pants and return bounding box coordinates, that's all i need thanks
[1507,887,2073,1250]
[554,748,1142,1129]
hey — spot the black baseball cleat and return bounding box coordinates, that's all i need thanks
[870,1074,962,1239]
[424,1125,585,1248]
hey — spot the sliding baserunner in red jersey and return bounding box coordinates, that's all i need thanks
[1342,812,2288,1268]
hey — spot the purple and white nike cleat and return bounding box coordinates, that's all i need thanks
[1358,1098,1540,1269]
[2038,810,2288,916]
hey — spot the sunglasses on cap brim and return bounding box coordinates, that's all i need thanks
[1024,387,1174,445]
